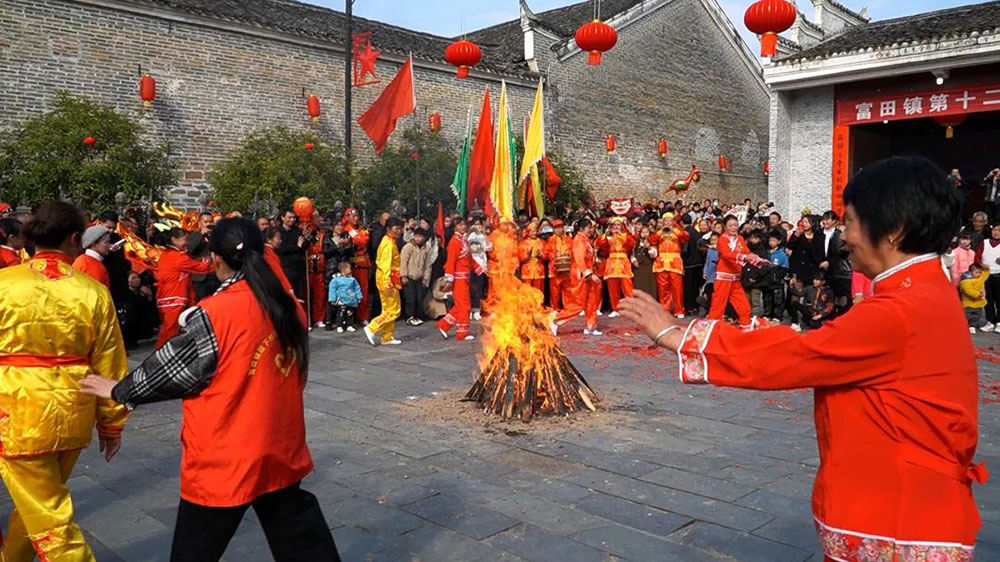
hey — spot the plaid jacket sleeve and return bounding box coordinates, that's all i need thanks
[111,306,219,409]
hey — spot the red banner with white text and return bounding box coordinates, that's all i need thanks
[836,83,1000,126]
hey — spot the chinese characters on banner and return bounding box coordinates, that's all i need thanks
[831,125,850,217]
[836,83,1000,126]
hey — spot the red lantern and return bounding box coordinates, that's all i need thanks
[83,136,96,146]
[306,94,321,122]
[764,160,770,175]
[293,197,315,222]
[934,114,967,139]
[605,135,616,153]
[429,112,442,133]
[718,155,728,172]
[744,0,797,57]
[409,152,421,160]
[139,74,156,108]
[304,142,315,151]
[445,40,482,78]
[575,20,618,66]
[657,139,668,158]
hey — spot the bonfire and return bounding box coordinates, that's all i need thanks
[465,225,600,421]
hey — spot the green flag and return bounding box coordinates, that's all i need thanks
[451,104,473,217]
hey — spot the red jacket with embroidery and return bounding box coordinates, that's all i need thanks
[715,232,765,281]
[155,248,213,311]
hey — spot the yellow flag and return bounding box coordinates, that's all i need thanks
[489,81,516,222]
[518,79,545,216]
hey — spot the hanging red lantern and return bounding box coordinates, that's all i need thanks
[303,142,315,151]
[429,112,442,133]
[657,139,668,158]
[575,20,618,66]
[744,0,797,58]
[409,152,421,160]
[718,155,728,172]
[83,136,96,146]
[605,135,616,153]
[306,94,321,122]
[293,197,315,222]
[445,40,482,78]
[139,74,156,108]
[934,114,967,139]
[764,160,770,175]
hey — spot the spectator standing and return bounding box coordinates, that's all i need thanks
[950,233,976,287]
[984,168,1000,223]
[400,229,432,326]
[961,212,989,250]
[188,212,220,301]
[960,263,992,333]
[701,232,720,313]
[276,210,308,302]
[681,216,706,314]
[327,262,361,333]
[819,211,853,315]
[976,224,1000,331]
[787,215,824,285]
[97,211,132,303]
[72,225,112,289]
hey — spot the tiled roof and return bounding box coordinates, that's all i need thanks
[124,0,531,76]
[777,0,1000,64]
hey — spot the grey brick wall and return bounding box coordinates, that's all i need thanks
[767,86,834,219]
[0,0,770,210]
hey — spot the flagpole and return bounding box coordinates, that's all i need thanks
[345,0,354,199]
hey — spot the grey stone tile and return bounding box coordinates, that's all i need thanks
[325,497,426,538]
[673,522,811,562]
[639,466,756,502]
[753,516,820,551]
[389,523,514,561]
[736,489,812,518]
[402,493,518,540]
[486,524,617,562]
[485,491,605,536]
[572,525,723,561]
[573,492,692,536]
[530,441,663,478]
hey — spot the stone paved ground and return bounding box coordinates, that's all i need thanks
[1,319,997,561]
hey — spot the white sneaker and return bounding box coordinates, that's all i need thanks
[984,323,995,332]
[363,326,378,346]
[472,311,482,321]
[336,327,344,333]
[970,327,978,334]
[384,339,402,345]
[583,329,591,335]
[608,311,620,318]
[314,321,325,328]
[413,319,425,326]
[579,310,585,317]
[462,335,476,341]
[676,314,686,319]
[346,326,356,332]
[790,323,801,332]
[588,329,604,336]
[597,310,604,316]
[994,324,1000,333]
[439,328,450,339]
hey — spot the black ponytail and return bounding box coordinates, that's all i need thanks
[210,218,309,379]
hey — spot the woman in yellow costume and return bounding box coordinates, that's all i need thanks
[364,217,404,346]
[0,202,129,561]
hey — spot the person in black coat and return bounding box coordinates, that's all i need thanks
[188,212,220,302]
[786,215,824,285]
[819,211,853,316]
[277,209,308,302]
[681,216,708,314]
[96,211,132,304]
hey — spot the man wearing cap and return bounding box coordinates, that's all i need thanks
[648,212,690,318]
[544,220,573,309]
[72,225,112,289]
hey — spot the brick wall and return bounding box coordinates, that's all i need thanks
[0,0,770,211]
[767,86,834,219]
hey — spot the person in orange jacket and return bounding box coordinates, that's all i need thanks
[72,225,113,289]
[437,220,482,341]
[518,222,546,293]
[263,226,294,293]
[155,227,214,348]
[709,214,769,328]
[599,217,635,316]
[543,219,573,310]
[342,208,372,323]
[648,212,690,317]
[554,218,602,336]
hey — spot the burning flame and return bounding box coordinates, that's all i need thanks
[468,224,599,421]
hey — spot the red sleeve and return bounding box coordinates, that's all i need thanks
[975,242,985,264]
[542,238,555,261]
[676,228,690,245]
[623,234,636,254]
[177,252,214,274]
[443,238,459,280]
[648,233,661,247]
[676,297,907,390]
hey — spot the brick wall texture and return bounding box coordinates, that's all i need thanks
[0,0,771,210]
[767,86,834,219]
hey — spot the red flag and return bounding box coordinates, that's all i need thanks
[358,56,415,154]
[467,88,494,214]
[542,156,561,201]
[435,202,445,246]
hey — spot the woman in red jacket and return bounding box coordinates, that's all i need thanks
[155,227,214,348]
[82,218,339,562]
[621,156,987,562]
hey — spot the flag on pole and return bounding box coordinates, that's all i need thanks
[468,88,494,216]
[358,55,416,154]
[450,104,473,217]
[489,81,517,222]
[542,156,562,201]
[518,78,546,217]
[435,202,445,246]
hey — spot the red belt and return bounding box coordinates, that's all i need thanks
[0,355,89,368]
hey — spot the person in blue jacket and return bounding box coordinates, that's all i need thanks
[327,261,363,332]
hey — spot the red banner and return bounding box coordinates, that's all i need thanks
[831,125,850,216]
[836,83,1000,126]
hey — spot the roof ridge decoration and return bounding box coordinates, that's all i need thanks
[823,0,869,23]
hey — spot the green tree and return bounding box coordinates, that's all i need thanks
[0,91,175,211]
[545,145,593,216]
[211,127,349,216]
[355,128,457,219]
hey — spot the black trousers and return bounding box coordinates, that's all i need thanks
[402,280,427,320]
[682,267,704,313]
[986,274,1000,325]
[829,276,852,317]
[326,304,357,329]
[171,481,340,562]
[470,273,485,310]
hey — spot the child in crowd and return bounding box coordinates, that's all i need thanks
[400,228,431,326]
[950,233,976,287]
[961,262,992,333]
[326,261,362,333]
[700,232,720,313]
[766,231,790,321]
[802,271,835,330]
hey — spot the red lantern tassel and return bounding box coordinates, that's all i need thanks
[587,51,602,66]
[760,32,778,57]
[457,66,469,78]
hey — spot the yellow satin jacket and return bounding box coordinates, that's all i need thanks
[0,252,129,457]
[375,236,401,292]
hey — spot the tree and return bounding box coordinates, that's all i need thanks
[211,127,349,217]
[355,128,457,220]
[0,91,175,212]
